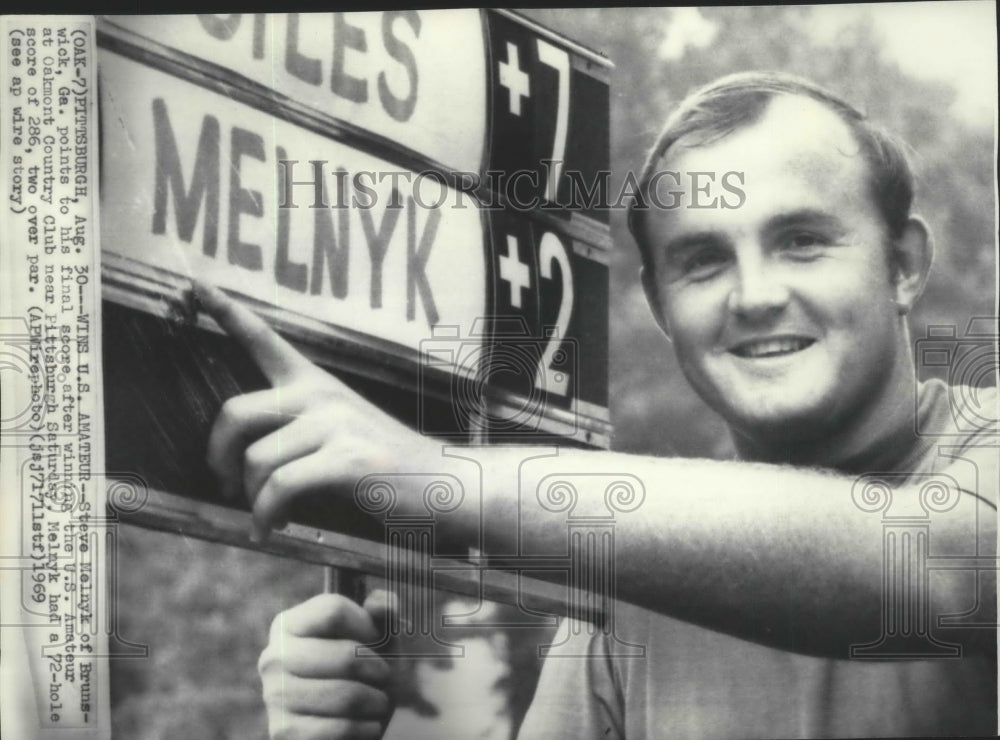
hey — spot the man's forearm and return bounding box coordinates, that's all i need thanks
[190,284,993,659]
[437,446,993,658]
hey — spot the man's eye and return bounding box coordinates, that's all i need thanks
[785,232,826,250]
[778,232,831,258]
[682,247,730,278]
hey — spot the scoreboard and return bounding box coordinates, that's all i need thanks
[96,11,611,578]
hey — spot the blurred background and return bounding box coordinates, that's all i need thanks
[111,4,997,738]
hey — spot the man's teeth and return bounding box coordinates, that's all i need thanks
[735,338,811,358]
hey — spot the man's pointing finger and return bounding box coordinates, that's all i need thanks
[192,280,313,383]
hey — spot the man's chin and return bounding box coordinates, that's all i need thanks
[716,392,835,444]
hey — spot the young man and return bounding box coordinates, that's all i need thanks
[515,72,998,739]
[196,72,997,739]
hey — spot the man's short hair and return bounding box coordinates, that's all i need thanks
[628,71,916,276]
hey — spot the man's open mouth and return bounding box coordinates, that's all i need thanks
[729,337,815,359]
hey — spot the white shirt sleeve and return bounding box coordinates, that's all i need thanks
[516,618,625,740]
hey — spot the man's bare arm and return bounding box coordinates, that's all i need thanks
[196,281,996,659]
[465,446,995,658]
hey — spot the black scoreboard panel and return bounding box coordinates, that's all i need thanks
[96,10,611,563]
[485,11,610,224]
[483,208,609,422]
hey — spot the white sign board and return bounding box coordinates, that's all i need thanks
[103,12,487,174]
[100,52,487,355]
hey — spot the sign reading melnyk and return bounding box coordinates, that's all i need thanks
[100,52,486,354]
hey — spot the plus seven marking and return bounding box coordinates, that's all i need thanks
[499,235,531,309]
[498,42,530,116]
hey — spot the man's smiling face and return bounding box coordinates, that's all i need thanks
[641,95,911,443]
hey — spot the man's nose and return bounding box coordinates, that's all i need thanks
[727,254,790,320]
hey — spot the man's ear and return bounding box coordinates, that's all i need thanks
[891,215,934,315]
[640,265,671,339]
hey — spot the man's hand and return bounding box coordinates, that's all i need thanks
[193,281,440,540]
[258,592,397,740]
